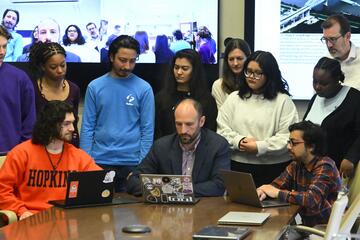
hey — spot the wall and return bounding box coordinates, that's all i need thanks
[218,0,308,119]
[219,0,245,53]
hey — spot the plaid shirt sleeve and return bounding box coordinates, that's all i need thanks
[273,157,341,216]
[271,161,296,200]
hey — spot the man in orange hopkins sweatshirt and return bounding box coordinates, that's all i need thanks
[0,100,101,221]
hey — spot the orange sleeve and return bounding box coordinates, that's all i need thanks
[0,149,29,217]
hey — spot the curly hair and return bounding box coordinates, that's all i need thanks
[238,50,290,100]
[289,121,327,156]
[314,57,345,83]
[32,101,74,145]
[28,41,66,79]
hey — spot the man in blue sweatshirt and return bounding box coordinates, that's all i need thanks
[80,35,155,192]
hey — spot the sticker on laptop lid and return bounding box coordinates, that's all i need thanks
[150,187,161,197]
[101,189,111,198]
[68,181,79,198]
[103,171,116,183]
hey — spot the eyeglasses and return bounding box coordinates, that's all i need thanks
[287,139,304,147]
[67,29,77,33]
[244,69,263,80]
[320,35,343,44]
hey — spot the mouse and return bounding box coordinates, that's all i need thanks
[122,224,151,234]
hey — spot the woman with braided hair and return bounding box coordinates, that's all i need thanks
[28,41,80,147]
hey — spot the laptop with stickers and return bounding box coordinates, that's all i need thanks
[49,170,140,208]
[140,174,200,204]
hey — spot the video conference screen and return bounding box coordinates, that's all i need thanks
[2,0,219,64]
[251,0,360,99]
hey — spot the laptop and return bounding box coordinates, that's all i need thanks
[49,170,140,208]
[218,211,271,226]
[220,170,289,208]
[140,174,200,204]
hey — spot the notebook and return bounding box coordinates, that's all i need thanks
[49,170,140,208]
[140,174,199,204]
[220,170,289,208]
[192,225,251,239]
[218,211,271,226]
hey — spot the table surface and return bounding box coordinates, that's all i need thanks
[0,195,299,240]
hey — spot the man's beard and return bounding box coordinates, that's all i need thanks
[179,131,199,145]
[61,133,73,142]
[2,21,14,30]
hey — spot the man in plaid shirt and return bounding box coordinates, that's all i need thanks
[257,121,342,226]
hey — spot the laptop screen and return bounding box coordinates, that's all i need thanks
[64,170,116,206]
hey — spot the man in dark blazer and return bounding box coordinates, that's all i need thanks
[126,98,230,197]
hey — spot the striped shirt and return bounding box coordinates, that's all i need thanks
[180,134,201,176]
[272,156,341,226]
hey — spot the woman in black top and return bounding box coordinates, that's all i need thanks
[304,57,360,178]
[29,42,81,147]
[155,49,217,139]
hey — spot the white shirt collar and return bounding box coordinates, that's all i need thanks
[343,42,357,63]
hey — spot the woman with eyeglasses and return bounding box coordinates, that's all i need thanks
[29,42,80,147]
[155,48,217,139]
[62,24,99,62]
[217,50,299,187]
[304,57,360,178]
[212,38,251,109]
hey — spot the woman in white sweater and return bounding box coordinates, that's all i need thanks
[212,38,251,109]
[217,51,299,186]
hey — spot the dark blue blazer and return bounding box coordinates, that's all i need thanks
[126,128,230,197]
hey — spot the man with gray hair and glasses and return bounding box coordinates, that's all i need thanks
[321,14,360,90]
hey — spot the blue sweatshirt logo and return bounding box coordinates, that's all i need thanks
[126,94,135,106]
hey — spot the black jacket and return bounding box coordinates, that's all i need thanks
[126,128,230,197]
[304,87,360,167]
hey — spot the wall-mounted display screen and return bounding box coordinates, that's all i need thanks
[247,0,360,99]
[2,0,219,64]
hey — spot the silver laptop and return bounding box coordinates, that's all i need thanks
[220,170,289,208]
[217,211,271,226]
[140,174,199,204]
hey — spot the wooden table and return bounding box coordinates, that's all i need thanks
[0,196,299,240]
